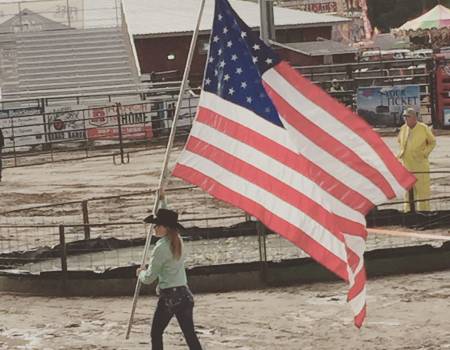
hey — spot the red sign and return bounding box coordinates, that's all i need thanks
[87,104,153,140]
[90,108,108,127]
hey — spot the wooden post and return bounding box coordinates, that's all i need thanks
[81,200,90,240]
[59,225,68,295]
[408,188,416,213]
[257,221,268,283]
[116,103,125,164]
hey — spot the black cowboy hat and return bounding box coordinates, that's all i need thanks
[143,208,184,230]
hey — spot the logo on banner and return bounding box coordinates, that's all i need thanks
[45,106,86,141]
[53,119,65,130]
[357,85,421,127]
[90,109,108,126]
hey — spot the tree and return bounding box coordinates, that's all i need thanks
[367,0,446,32]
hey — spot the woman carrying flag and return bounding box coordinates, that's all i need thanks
[136,197,203,350]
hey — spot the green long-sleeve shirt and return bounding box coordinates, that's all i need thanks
[138,235,187,290]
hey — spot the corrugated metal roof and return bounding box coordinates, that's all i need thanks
[122,0,349,37]
[286,40,357,56]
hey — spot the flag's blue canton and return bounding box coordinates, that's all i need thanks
[203,0,282,126]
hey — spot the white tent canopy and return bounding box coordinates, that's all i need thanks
[399,4,450,30]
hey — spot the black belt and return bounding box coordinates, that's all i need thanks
[160,285,187,293]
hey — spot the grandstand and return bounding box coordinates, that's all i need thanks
[0,5,142,101]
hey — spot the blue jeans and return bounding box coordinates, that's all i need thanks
[151,286,202,350]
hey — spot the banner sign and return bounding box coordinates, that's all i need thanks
[356,85,421,126]
[297,0,337,12]
[0,107,45,148]
[45,105,86,142]
[160,96,199,130]
[444,109,450,126]
[87,104,153,140]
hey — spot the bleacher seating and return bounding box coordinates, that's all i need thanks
[0,27,142,101]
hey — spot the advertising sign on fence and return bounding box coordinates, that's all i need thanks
[45,106,86,142]
[0,107,45,149]
[444,109,450,126]
[356,85,421,127]
[154,95,199,133]
[87,104,153,140]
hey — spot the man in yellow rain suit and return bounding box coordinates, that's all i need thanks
[398,108,436,212]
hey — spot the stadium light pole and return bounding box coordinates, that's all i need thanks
[125,0,207,340]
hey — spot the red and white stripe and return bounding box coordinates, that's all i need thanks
[260,62,415,326]
[173,62,415,328]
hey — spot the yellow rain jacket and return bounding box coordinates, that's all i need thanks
[398,122,436,211]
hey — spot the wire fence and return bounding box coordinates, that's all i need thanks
[0,186,247,256]
[1,217,446,275]
[1,178,449,274]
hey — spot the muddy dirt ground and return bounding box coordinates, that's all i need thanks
[1,270,450,350]
[1,136,450,213]
[1,136,449,349]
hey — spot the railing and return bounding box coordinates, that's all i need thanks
[0,95,199,168]
[0,81,186,108]
[293,57,435,126]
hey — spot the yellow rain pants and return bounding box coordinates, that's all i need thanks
[398,122,436,212]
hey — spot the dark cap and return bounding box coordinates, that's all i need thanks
[143,208,184,230]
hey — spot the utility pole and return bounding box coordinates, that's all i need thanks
[259,0,275,45]
[359,0,373,39]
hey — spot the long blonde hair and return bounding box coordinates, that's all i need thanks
[166,227,182,260]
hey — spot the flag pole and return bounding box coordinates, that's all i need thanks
[125,0,207,339]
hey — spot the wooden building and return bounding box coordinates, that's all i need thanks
[123,0,349,83]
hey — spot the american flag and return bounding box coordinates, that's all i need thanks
[173,0,415,327]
